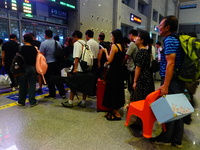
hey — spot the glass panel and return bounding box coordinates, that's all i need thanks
[0,9,7,17]
[10,20,20,41]
[10,11,19,19]
[21,21,34,36]
[36,24,46,42]
[0,18,9,41]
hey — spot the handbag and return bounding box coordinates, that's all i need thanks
[0,67,11,85]
[149,54,160,73]
[79,60,88,71]
[0,74,11,85]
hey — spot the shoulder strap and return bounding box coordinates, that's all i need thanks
[77,41,85,60]
[115,43,120,51]
[77,40,84,46]
[55,40,57,50]
[16,53,26,65]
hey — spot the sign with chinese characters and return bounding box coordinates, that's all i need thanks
[49,7,67,19]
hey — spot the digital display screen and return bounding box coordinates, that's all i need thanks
[0,0,75,19]
[11,0,18,10]
[23,0,32,14]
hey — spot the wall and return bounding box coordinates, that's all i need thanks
[167,0,177,16]
[79,0,113,41]
[179,0,200,24]
[78,0,180,41]
[121,3,149,31]
[67,11,79,37]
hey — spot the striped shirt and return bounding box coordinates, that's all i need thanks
[160,33,183,77]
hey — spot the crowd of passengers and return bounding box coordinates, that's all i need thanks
[0,15,198,149]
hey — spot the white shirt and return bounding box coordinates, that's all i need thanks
[87,38,99,59]
[73,39,86,72]
[151,45,156,60]
[157,47,162,62]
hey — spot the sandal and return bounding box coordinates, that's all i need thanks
[106,113,121,121]
[104,111,112,118]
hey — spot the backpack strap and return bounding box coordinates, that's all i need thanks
[77,41,86,60]
[54,40,58,50]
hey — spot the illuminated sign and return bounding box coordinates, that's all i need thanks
[48,0,76,9]
[180,4,197,9]
[23,0,32,16]
[60,1,75,9]
[130,13,142,24]
[5,0,8,9]
[11,0,17,10]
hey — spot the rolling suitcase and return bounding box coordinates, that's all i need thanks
[96,78,111,112]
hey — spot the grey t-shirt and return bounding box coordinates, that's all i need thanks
[126,41,138,72]
[40,39,61,63]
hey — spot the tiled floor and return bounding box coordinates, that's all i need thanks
[0,81,199,150]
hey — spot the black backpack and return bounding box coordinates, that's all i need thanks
[54,41,69,69]
[10,53,26,77]
[62,46,74,68]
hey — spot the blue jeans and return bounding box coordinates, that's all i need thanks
[18,66,37,105]
[159,78,185,144]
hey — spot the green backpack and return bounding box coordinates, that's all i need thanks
[176,34,200,81]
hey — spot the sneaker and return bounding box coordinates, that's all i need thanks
[61,95,66,99]
[11,87,16,92]
[36,88,43,94]
[78,101,86,108]
[171,142,183,149]
[155,141,171,146]
[44,95,55,99]
[30,101,38,107]
[15,102,25,106]
[61,101,73,108]
[150,137,171,146]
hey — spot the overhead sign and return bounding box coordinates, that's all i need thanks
[49,7,68,19]
[130,13,142,24]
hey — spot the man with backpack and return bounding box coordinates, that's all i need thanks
[1,34,19,91]
[150,16,185,148]
[39,30,66,99]
[61,30,88,108]
[97,32,111,79]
